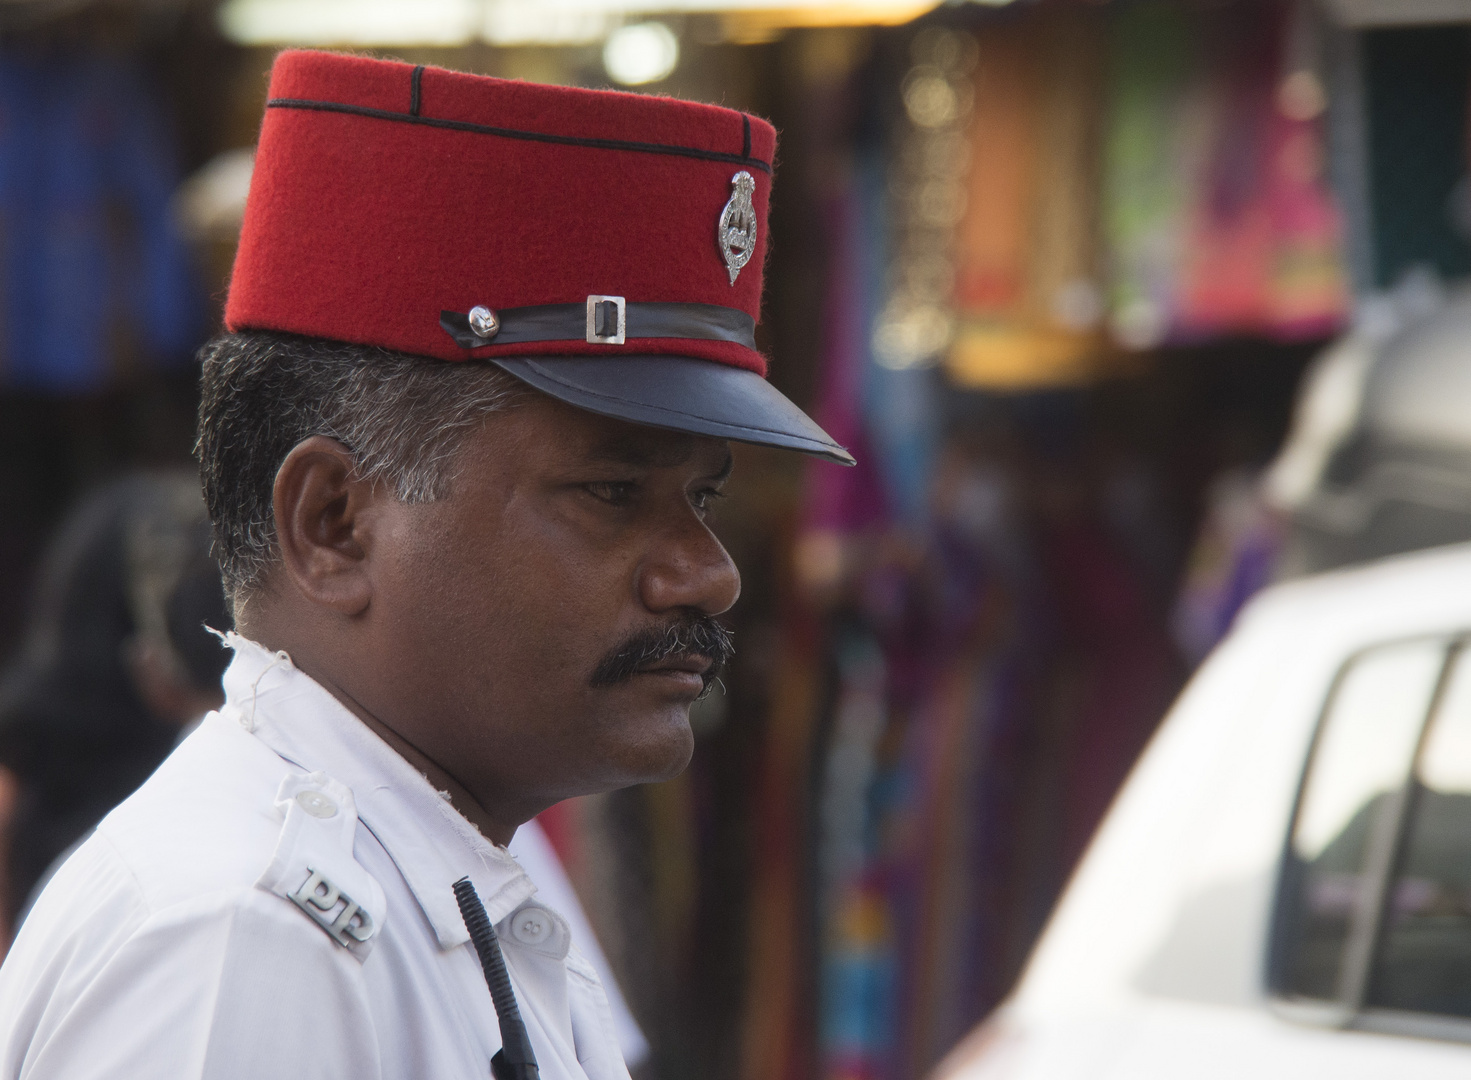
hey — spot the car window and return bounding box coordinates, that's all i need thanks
[1368,644,1471,1018]
[1275,639,1448,1004]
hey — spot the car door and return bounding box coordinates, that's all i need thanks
[942,626,1471,1079]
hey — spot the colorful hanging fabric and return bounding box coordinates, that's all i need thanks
[950,23,1038,323]
[818,629,897,1080]
[946,13,1112,389]
[0,51,202,391]
[802,189,889,541]
[1100,0,1202,350]
[878,478,1046,1080]
[1173,1,1348,339]
[857,145,939,532]
[1039,515,1179,869]
[1262,17,1350,335]
[750,175,893,1080]
[741,616,826,1080]
[1104,0,1347,347]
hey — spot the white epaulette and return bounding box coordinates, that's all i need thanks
[254,770,387,961]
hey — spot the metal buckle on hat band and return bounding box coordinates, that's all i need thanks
[586,295,626,345]
[439,300,757,352]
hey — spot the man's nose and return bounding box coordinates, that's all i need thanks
[637,516,741,617]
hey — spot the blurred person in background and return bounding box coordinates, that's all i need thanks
[0,471,230,940]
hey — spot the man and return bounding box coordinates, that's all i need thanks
[0,51,849,1080]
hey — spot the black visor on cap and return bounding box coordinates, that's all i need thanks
[490,354,856,466]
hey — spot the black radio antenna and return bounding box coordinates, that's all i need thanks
[453,877,540,1080]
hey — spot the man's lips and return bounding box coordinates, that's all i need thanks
[635,653,713,678]
[625,653,714,696]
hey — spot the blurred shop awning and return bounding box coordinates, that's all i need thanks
[218,0,951,47]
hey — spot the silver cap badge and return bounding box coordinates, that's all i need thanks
[717,171,757,286]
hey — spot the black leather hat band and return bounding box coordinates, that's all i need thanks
[440,300,757,351]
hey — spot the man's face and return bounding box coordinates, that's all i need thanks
[349,392,740,809]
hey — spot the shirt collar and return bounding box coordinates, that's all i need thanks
[220,633,535,948]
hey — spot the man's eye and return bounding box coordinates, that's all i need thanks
[691,487,727,513]
[585,481,636,506]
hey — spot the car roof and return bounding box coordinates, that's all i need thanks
[1242,540,1471,646]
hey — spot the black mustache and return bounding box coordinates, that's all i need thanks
[589,616,734,699]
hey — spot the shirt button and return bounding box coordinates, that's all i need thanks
[296,790,338,819]
[510,909,551,946]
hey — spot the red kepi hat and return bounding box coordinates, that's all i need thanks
[227,50,853,466]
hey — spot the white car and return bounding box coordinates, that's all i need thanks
[938,542,1471,1078]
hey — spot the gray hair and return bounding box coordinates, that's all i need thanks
[196,331,526,604]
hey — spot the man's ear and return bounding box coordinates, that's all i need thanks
[272,436,378,616]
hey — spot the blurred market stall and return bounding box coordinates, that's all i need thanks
[2,2,1471,1080]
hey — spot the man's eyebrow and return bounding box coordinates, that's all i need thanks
[587,439,689,467]
[706,449,735,484]
[586,436,730,474]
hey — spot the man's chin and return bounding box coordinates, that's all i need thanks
[597,699,697,786]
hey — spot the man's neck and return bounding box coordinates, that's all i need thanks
[237,613,522,847]
[308,666,520,848]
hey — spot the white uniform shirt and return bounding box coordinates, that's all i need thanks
[0,636,633,1080]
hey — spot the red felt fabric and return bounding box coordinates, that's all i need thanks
[227,51,777,376]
